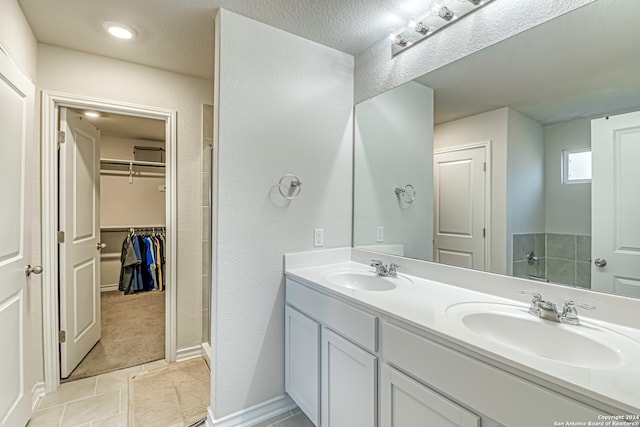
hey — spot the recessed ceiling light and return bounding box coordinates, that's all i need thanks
[85,111,100,118]
[103,21,137,40]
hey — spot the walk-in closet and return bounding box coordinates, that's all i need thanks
[62,110,167,381]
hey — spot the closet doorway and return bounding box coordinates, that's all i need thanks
[41,93,177,392]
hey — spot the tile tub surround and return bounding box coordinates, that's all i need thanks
[285,248,640,414]
[512,233,591,287]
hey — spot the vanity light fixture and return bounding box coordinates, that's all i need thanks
[390,0,496,56]
[438,6,455,21]
[103,21,137,40]
[84,111,100,118]
[389,33,408,47]
[414,22,430,35]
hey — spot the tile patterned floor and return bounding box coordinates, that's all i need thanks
[28,360,168,427]
[28,358,312,427]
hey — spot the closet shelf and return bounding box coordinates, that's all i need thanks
[100,158,165,168]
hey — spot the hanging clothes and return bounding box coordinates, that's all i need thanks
[117,227,166,294]
[118,235,140,295]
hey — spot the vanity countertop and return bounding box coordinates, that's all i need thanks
[285,254,640,415]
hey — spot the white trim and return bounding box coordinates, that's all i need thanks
[201,342,212,369]
[434,140,492,270]
[100,283,119,293]
[176,345,204,362]
[31,382,46,412]
[208,395,297,427]
[41,91,178,393]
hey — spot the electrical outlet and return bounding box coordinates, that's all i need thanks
[314,228,324,247]
[376,226,384,243]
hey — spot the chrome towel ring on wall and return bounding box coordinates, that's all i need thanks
[394,184,416,204]
[279,174,302,200]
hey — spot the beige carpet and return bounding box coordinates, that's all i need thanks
[64,290,165,382]
[130,357,210,427]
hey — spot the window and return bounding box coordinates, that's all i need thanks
[563,147,591,184]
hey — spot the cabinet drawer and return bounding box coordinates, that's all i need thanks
[286,278,377,352]
[383,322,604,427]
[381,364,479,427]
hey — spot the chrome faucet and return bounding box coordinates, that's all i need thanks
[370,260,399,278]
[519,291,595,325]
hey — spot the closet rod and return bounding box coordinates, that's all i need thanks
[101,225,166,232]
[100,158,166,168]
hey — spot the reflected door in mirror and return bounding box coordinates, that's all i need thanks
[434,145,487,270]
[592,111,640,298]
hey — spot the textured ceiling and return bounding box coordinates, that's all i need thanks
[18,0,429,80]
[415,0,640,125]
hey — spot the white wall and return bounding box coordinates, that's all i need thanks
[544,118,591,235]
[100,136,166,228]
[38,44,213,350]
[212,8,354,419]
[354,80,434,261]
[354,0,596,103]
[506,109,545,270]
[0,0,37,80]
[0,0,42,398]
[435,108,509,274]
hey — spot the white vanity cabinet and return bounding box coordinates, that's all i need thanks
[285,274,613,427]
[383,321,606,427]
[322,329,377,427]
[285,306,321,425]
[286,278,378,427]
[381,364,480,427]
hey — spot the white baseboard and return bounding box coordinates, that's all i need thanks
[176,345,203,362]
[100,283,119,292]
[31,381,46,411]
[208,395,296,427]
[201,342,212,369]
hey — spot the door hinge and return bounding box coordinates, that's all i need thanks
[59,330,66,343]
[57,131,65,150]
[57,231,65,243]
[483,228,486,238]
[483,162,486,172]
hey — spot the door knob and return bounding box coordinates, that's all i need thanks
[25,265,43,277]
[97,242,107,250]
[594,258,607,268]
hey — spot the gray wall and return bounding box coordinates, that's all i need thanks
[212,9,354,419]
[544,118,592,236]
[354,81,434,261]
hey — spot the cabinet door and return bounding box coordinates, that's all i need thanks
[285,306,321,425]
[322,329,377,427]
[381,365,480,427]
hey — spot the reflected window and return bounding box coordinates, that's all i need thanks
[563,148,591,184]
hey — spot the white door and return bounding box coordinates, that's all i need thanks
[0,48,35,426]
[59,108,102,378]
[321,329,376,427]
[433,146,487,270]
[592,112,640,297]
[381,365,479,427]
[285,306,320,426]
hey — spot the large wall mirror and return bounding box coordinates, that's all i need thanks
[354,0,640,298]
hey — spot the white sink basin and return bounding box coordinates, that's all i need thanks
[326,271,411,291]
[446,302,640,368]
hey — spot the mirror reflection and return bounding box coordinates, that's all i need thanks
[353,0,640,298]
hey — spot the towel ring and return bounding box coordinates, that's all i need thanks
[394,184,416,204]
[278,174,302,200]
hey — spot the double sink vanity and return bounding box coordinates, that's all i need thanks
[284,248,640,427]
